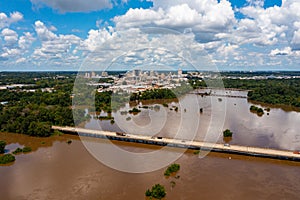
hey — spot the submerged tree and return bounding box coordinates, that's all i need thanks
[145,184,166,199]
[223,129,233,137]
[0,141,6,154]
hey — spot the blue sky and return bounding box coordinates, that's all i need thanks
[1,0,299,71]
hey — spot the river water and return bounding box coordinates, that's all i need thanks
[1,91,300,199]
[85,92,300,151]
[1,132,300,200]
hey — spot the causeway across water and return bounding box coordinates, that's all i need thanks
[52,126,300,162]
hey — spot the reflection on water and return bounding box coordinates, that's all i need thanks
[1,133,300,200]
[85,92,300,151]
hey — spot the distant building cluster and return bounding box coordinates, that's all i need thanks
[84,69,191,93]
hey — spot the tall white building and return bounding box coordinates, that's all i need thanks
[178,68,182,76]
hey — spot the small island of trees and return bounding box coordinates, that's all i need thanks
[223,129,233,137]
[145,184,166,199]
[0,141,16,164]
[12,146,32,154]
[128,107,141,114]
[164,163,180,177]
[0,141,6,154]
[0,154,15,164]
[250,105,264,116]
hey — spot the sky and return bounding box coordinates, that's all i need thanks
[0,0,299,71]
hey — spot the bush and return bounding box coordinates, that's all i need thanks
[12,147,23,154]
[145,189,152,197]
[128,107,141,114]
[0,140,6,154]
[193,150,200,155]
[223,129,233,137]
[28,121,52,137]
[22,146,32,153]
[250,105,264,116]
[164,163,180,177]
[13,146,32,154]
[145,184,166,199]
[0,154,15,164]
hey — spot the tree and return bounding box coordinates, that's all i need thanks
[145,189,152,197]
[151,184,166,199]
[223,129,233,137]
[28,121,52,137]
[145,184,166,199]
[0,141,6,154]
[164,163,180,177]
[0,154,15,164]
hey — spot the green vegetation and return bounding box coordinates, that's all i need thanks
[22,146,32,153]
[0,154,15,164]
[13,148,23,154]
[130,82,191,102]
[250,105,264,116]
[0,72,88,137]
[128,107,141,114]
[98,115,114,120]
[0,141,6,154]
[13,146,32,154]
[164,163,180,177]
[224,78,300,108]
[94,91,130,113]
[223,129,233,137]
[145,184,166,199]
[52,130,64,136]
[193,150,200,155]
[190,76,300,108]
[131,88,176,101]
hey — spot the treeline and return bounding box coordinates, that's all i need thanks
[0,72,77,85]
[190,78,300,108]
[224,79,300,107]
[0,89,72,106]
[0,78,87,137]
[130,83,192,101]
[130,89,176,101]
[0,100,86,137]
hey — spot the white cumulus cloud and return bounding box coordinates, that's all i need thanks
[270,47,292,56]
[0,12,23,29]
[30,0,112,13]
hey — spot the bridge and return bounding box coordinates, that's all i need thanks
[189,92,248,99]
[52,126,300,162]
[189,88,249,98]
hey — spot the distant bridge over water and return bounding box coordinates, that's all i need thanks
[52,126,300,162]
[189,88,250,98]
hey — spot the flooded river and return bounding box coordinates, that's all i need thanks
[1,91,300,199]
[1,132,300,200]
[85,92,300,151]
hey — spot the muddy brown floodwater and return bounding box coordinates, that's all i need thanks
[1,132,300,200]
[85,93,300,151]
